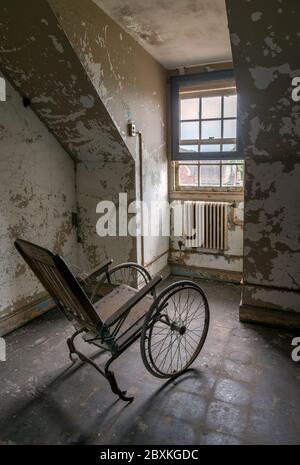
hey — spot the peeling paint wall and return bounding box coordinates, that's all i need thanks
[0,0,137,279]
[169,199,243,282]
[76,160,136,270]
[0,0,132,165]
[0,76,77,334]
[50,0,169,276]
[226,1,300,324]
[0,0,168,336]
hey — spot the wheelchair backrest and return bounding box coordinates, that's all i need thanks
[15,239,103,332]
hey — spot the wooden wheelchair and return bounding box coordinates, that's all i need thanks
[15,239,210,403]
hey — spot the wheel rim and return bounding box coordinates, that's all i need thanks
[90,263,151,303]
[96,263,150,290]
[143,283,209,377]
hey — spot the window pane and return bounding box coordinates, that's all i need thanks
[181,121,199,140]
[201,96,222,119]
[201,120,221,139]
[222,164,244,187]
[224,94,237,117]
[179,165,198,186]
[200,144,221,152]
[180,145,198,153]
[200,165,220,186]
[222,144,236,152]
[180,98,199,120]
[223,119,237,138]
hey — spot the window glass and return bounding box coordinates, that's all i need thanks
[200,144,221,152]
[180,98,199,120]
[201,96,222,119]
[222,144,236,152]
[223,119,237,138]
[177,160,244,188]
[177,88,238,159]
[200,165,220,186]
[180,121,199,140]
[201,120,221,139]
[178,165,198,186]
[224,94,237,118]
[173,74,242,188]
[222,164,244,187]
[180,145,198,153]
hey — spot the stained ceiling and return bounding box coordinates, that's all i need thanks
[93,0,232,69]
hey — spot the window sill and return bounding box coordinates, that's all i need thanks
[169,189,244,202]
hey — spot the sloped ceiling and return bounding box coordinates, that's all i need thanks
[0,0,132,163]
[93,0,232,69]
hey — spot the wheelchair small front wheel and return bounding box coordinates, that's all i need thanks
[140,281,210,378]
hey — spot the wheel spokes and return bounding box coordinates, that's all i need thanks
[147,287,207,375]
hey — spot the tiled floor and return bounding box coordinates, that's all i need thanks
[0,277,299,445]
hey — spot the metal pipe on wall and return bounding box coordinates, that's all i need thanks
[137,131,145,266]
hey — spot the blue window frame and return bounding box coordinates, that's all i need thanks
[170,69,242,161]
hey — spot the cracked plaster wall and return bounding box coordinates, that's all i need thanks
[169,200,244,281]
[49,0,169,275]
[0,76,78,334]
[0,0,137,240]
[0,0,137,332]
[226,0,300,316]
[0,0,169,333]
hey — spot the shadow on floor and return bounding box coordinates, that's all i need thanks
[1,278,300,445]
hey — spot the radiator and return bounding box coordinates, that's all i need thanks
[183,201,229,250]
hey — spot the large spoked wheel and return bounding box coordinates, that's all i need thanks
[90,262,152,302]
[140,281,209,378]
[107,263,151,289]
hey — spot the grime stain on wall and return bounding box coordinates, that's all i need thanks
[50,0,169,275]
[0,0,169,333]
[226,0,300,324]
[0,0,138,333]
[0,75,78,334]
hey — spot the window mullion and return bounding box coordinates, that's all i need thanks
[199,97,202,154]
[221,95,224,152]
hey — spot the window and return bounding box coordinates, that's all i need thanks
[180,94,237,155]
[170,69,243,190]
[177,160,244,189]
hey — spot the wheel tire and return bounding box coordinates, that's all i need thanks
[140,280,210,378]
[89,262,152,303]
[107,262,151,289]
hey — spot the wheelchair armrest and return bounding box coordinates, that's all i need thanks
[77,259,113,283]
[105,275,162,328]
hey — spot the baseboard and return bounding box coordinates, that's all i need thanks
[0,294,55,336]
[169,262,242,284]
[155,264,171,280]
[240,303,300,330]
[242,281,300,313]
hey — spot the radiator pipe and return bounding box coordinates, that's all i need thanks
[137,131,145,267]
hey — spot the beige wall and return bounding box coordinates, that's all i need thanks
[0,76,78,335]
[0,0,170,335]
[76,160,136,271]
[50,0,169,275]
[0,0,137,273]
[226,0,300,327]
[169,198,243,283]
